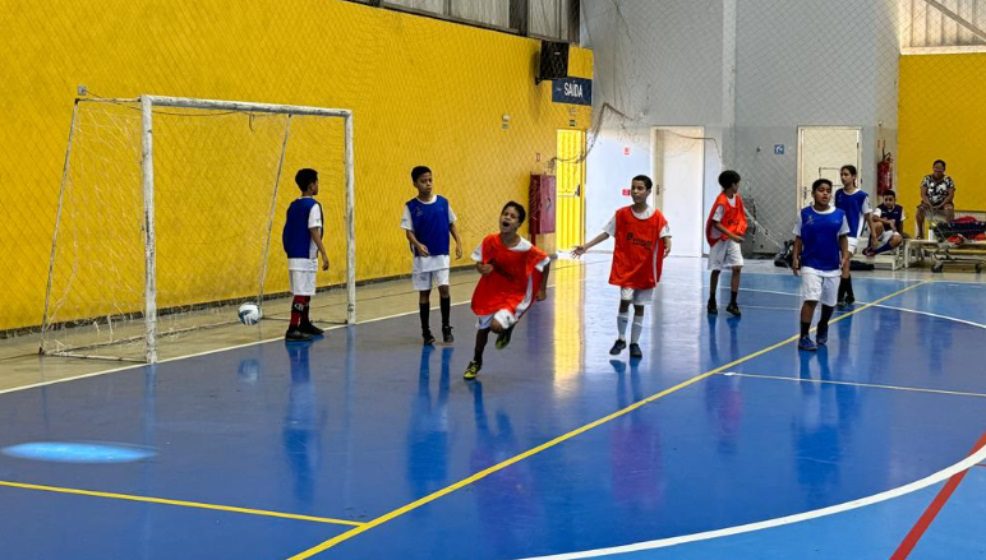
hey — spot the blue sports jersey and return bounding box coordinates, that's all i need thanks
[798,206,847,272]
[406,196,451,257]
[877,203,904,232]
[835,188,869,239]
[282,197,322,259]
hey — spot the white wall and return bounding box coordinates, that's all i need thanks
[656,127,705,257]
[584,127,651,240]
[582,0,900,253]
[733,0,899,251]
[582,0,726,253]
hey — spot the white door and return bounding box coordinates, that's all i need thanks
[797,126,861,209]
[652,127,705,257]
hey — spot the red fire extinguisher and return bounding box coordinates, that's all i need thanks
[877,151,893,196]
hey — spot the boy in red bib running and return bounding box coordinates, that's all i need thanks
[705,170,747,316]
[572,175,671,359]
[463,201,551,380]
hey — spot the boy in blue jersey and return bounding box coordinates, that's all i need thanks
[834,165,875,307]
[865,190,905,256]
[792,178,850,352]
[875,190,905,234]
[282,168,330,341]
[401,166,463,345]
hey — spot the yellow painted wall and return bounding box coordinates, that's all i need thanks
[899,53,986,220]
[0,0,592,330]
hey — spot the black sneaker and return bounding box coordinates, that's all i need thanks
[629,343,643,359]
[609,339,627,355]
[707,300,718,315]
[442,325,454,344]
[726,303,741,317]
[299,322,324,336]
[836,299,847,309]
[422,330,436,345]
[845,294,855,306]
[816,329,829,346]
[285,328,313,342]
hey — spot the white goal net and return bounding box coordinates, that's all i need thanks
[40,95,354,362]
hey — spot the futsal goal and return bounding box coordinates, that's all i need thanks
[40,95,355,363]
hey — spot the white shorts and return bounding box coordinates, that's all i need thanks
[873,229,895,248]
[620,287,654,306]
[707,240,744,271]
[476,309,517,330]
[411,269,450,291]
[289,270,317,296]
[800,268,839,307]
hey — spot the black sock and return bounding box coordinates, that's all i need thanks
[730,291,738,306]
[473,329,489,364]
[440,297,451,328]
[818,305,834,336]
[800,321,811,338]
[419,303,430,333]
[846,277,855,300]
[837,278,847,302]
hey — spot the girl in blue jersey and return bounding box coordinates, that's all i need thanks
[792,179,851,352]
[834,165,875,307]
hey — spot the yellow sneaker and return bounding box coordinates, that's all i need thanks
[494,326,515,350]
[463,361,481,380]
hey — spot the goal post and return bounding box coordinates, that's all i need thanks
[40,95,356,363]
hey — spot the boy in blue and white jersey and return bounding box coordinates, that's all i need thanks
[282,168,330,341]
[401,166,463,345]
[792,178,851,352]
[865,189,905,256]
[834,164,874,307]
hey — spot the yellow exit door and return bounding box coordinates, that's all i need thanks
[556,130,586,252]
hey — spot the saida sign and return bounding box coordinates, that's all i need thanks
[552,77,592,106]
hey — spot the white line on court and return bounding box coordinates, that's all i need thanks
[2,268,975,399]
[0,299,474,397]
[520,445,986,560]
[721,371,986,399]
[870,304,986,330]
[728,285,986,330]
[0,255,618,396]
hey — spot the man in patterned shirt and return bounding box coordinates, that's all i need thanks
[916,159,955,239]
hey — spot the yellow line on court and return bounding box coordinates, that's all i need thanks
[287,280,930,558]
[0,480,365,527]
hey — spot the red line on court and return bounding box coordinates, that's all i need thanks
[891,432,986,559]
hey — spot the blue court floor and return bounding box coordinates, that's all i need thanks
[1,258,984,559]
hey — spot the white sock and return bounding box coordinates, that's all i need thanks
[617,311,629,340]
[631,315,644,344]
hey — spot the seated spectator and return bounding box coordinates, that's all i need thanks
[875,189,905,235]
[916,159,955,238]
[864,189,904,256]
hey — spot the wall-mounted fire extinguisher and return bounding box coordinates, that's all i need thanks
[877,151,893,196]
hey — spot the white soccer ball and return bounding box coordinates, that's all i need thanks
[237,303,262,325]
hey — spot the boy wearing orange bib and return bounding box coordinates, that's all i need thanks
[573,175,671,359]
[463,201,551,380]
[705,170,748,316]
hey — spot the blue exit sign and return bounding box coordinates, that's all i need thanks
[552,78,592,106]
